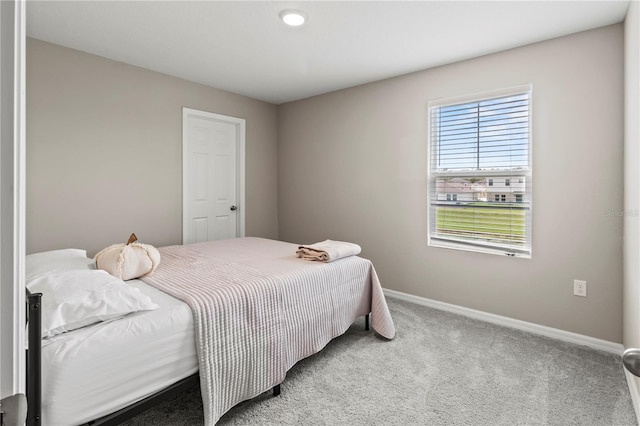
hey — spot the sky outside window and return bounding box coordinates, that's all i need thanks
[434,93,529,171]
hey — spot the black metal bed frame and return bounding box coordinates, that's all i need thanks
[25,288,370,425]
[84,374,201,426]
[26,290,41,426]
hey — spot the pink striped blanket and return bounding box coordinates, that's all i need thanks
[141,237,395,425]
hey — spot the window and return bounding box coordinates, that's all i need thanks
[428,85,532,257]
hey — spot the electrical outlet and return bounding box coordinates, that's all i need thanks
[574,280,587,297]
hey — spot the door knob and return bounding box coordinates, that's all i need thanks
[230,205,237,211]
[623,348,640,376]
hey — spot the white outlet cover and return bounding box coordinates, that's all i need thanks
[574,280,587,297]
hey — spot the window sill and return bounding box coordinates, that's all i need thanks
[428,238,531,259]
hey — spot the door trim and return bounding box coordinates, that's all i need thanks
[0,0,26,398]
[182,108,245,243]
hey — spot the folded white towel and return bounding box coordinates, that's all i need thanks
[296,239,362,262]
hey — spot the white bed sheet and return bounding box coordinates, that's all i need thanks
[40,279,198,426]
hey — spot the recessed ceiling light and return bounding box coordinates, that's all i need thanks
[279,9,306,27]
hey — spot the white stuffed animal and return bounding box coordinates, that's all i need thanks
[95,233,161,280]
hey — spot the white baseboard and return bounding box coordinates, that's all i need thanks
[383,288,624,355]
[624,369,640,423]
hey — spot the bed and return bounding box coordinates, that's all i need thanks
[26,237,395,425]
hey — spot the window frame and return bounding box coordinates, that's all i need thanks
[427,84,533,258]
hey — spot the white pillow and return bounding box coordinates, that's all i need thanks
[26,269,159,338]
[26,248,95,280]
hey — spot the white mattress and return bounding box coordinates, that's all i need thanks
[40,279,198,425]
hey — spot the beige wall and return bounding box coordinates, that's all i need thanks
[26,38,279,256]
[278,25,624,342]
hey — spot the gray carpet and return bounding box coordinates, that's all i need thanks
[121,298,637,425]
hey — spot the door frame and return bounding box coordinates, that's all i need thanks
[182,107,245,243]
[0,0,26,399]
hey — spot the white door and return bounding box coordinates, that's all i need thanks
[183,108,245,244]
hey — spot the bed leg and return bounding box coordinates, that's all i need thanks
[273,384,281,397]
[365,313,370,331]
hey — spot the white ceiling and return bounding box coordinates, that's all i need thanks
[26,1,630,105]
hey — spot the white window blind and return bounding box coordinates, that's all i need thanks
[428,85,532,257]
